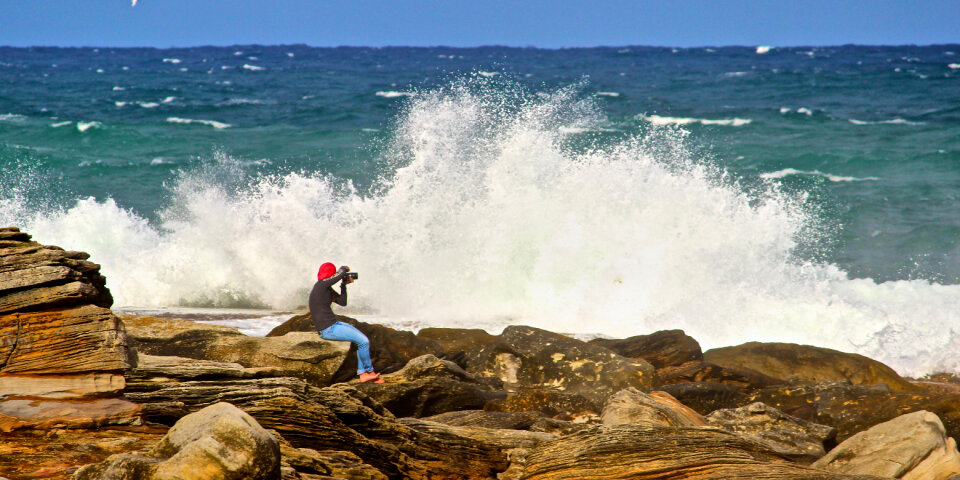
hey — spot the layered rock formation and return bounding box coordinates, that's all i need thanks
[0,227,137,432]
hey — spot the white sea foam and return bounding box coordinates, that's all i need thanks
[139,102,160,109]
[49,121,72,128]
[756,46,772,54]
[376,91,415,98]
[113,86,125,91]
[163,58,182,64]
[6,80,960,378]
[849,118,925,126]
[639,114,752,127]
[166,117,231,129]
[596,92,620,97]
[0,113,25,122]
[219,98,265,106]
[162,96,176,104]
[76,121,100,132]
[780,107,813,116]
[243,64,265,71]
[949,64,960,70]
[723,71,750,77]
[114,101,128,108]
[477,71,499,77]
[760,168,880,183]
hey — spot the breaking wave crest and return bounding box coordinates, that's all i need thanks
[4,79,960,377]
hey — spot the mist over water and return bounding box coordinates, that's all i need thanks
[4,79,960,377]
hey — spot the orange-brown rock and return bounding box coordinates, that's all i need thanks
[703,342,918,392]
[416,327,499,356]
[658,360,786,389]
[589,329,703,369]
[1,227,136,432]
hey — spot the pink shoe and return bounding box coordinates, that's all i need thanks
[359,372,383,383]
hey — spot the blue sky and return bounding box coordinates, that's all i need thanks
[3,0,958,48]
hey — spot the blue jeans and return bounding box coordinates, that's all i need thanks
[320,321,374,375]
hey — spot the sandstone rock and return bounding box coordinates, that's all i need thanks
[0,372,125,400]
[589,329,702,368]
[704,342,918,392]
[416,327,498,356]
[278,441,387,480]
[128,369,509,479]
[2,304,132,375]
[812,410,960,480]
[0,397,142,432]
[484,387,600,422]
[0,228,112,312]
[129,354,282,381]
[658,360,786,389]
[0,426,165,480]
[353,354,504,417]
[421,409,547,430]
[266,313,444,380]
[748,381,960,442]
[123,315,349,387]
[601,387,707,427]
[707,402,837,464]
[656,381,751,415]
[520,424,881,479]
[465,325,657,406]
[74,402,281,480]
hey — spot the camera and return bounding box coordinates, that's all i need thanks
[345,272,358,280]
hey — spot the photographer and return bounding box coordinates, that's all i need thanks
[309,262,382,383]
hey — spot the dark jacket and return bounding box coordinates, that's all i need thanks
[309,266,348,332]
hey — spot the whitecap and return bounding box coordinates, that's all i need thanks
[639,114,752,127]
[150,158,167,165]
[286,52,295,58]
[723,71,750,77]
[242,64,264,71]
[138,102,160,109]
[162,58,182,64]
[219,98,265,106]
[756,45,772,54]
[848,118,924,126]
[221,66,233,70]
[112,86,125,91]
[948,63,960,70]
[50,121,72,128]
[76,121,100,132]
[477,71,499,77]
[162,96,176,104]
[0,113,26,122]
[376,91,415,98]
[596,92,620,97]
[114,101,128,107]
[361,128,380,132]
[96,68,104,74]
[166,117,231,129]
[760,168,880,182]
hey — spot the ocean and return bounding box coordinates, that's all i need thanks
[1,45,959,376]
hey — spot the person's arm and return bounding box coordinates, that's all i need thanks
[333,281,348,306]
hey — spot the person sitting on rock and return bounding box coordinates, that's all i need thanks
[310,262,383,383]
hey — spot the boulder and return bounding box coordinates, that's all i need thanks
[520,424,881,479]
[748,381,960,442]
[416,327,499,356]
[704,342,918,392]
[589,329,702,368]
[123,315,349,387]
[484,387,600,422]
[656,381,751,415]
[707,402,837,464]
[0,227,112,312]
[601,388,707,427]
[465,325,658,406]
[812,410,960,480]
[353,354,504,417]
[74,402,281,480]
[0,228,136,431]
[657,360,786,389]
[266,313,444,380]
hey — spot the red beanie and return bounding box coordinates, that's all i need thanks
[317,262,337,280]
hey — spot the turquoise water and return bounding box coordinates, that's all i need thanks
[2,45,960,375]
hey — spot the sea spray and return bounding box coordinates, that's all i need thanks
[3,79,960,377]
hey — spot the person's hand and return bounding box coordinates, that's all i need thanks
[343,275,354,285]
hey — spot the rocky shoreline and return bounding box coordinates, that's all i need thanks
[4,226,960,479]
